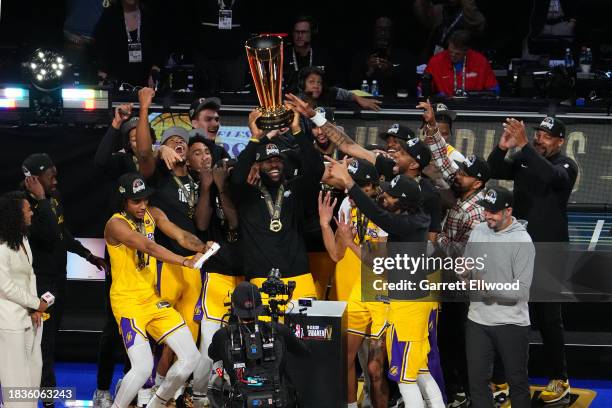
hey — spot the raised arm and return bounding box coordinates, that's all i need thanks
[94,104,132,174]
[195,168,214,231]
[230,109,270,189]
[284,93,377,164]
[418,100,459,182]
[487,124,517,181]
[213,161,239,230]
[135,88,157,179]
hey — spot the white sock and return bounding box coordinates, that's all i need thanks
[398,383,425,408]
[155,373,165,387]
[347,403,359,408]
[417,373,444,408]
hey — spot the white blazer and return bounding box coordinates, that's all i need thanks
[0,238,40,330]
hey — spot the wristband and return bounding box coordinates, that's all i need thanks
[249,138,260,143]
[41,292,55,307]
[310,111,328,127]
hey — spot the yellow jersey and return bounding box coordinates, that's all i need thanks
[334,205,386,301]
[107,210,159,310]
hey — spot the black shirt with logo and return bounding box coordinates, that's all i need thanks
[198,186,243,276]
[150,168,199,257]
[229,132,324,280]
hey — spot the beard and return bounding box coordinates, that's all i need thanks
[451,180,468,196]
[260,170,283,187]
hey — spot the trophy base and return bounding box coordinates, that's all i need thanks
[256,107,294,130]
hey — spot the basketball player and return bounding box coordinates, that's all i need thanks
[105,173,215,408]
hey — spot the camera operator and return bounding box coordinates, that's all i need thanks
[208,281,309,408]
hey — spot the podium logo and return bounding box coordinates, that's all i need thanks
[296,324,333,341]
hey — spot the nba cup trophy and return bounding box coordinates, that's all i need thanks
[245,35,294,129]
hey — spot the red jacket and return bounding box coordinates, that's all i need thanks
[425,49,498,96]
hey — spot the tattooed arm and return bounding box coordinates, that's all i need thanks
[285,93,376,164]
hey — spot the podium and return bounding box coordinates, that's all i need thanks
[284,300,347,408]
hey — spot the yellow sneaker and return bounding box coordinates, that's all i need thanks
[491,382,510,406]
[539,379,570,403]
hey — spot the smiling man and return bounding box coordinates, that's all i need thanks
[487,116,578,404]
[189,97,230,161]
[230,105,324,299]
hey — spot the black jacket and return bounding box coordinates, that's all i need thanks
[94,3,164,86]
[487,143,578,242]
[27,193,91,279]
[230,132,324,280]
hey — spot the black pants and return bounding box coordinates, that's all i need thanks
[96,253,129,390]
[529,302,567,380]
[466,320,531,408]
[36,275,66,390]
[437,301,469,395]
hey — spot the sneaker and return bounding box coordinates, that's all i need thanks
[192,395,209,408]
[137,388,153,407]
[539,379,570,403]
[447,392,470,408]
[93,390,113,408]
[491,383,509,407]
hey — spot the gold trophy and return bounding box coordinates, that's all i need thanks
[245,35,294,130]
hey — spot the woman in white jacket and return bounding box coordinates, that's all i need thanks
[0,191,49,407]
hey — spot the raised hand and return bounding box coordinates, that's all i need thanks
[504,118,528,148]
[112,103,133,129]
[318,191,337,226]
[285,93,316,118]
[248,109,264,140]
[212,160,230,188]
[158,145,183,170]
[24,176,45,200]
[416,99,435,126]
[138,87,155,109]
[200,167,214,190]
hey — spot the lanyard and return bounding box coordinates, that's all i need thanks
[259,184,285,232]
[121,211,149,269]
[453,55,467,95]
[292,48,313,72]
[173,174,197,209]
[124,10,141,43]
[218,0,235,10]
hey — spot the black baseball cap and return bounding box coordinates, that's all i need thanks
[397,137,432,169]
[434,103,457,122]
[189,97,221,120]
[534,116,566,138]
[477,186,513,212]
[348,159,379,185]
[456,155,490,183]
[380,123,415,141]
[256,143,284,162]
[22,153,54,176]
[232,281,264,319]
[380,175,422,206]
[117,173,155,200]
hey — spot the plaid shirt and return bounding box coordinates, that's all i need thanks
[424,129,485,255]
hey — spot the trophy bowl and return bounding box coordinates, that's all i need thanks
[245,35,294,130]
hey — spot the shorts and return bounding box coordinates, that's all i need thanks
[387,301,435,342]
[386,324,431,384]
[157,260,203,341]
[196,272,245,323]
[114,300,185,350]
[333,250,361,301]
[347,300,389,339]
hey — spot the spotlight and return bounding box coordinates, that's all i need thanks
[26,49,67,91]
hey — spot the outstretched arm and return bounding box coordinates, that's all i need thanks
[285,93,377,164]
[105,217,202,268]
[149,206,211,254]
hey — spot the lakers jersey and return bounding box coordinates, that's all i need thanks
[335,206,387,301]
[107,210,159,310]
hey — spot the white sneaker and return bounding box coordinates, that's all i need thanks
[192,396,209,408]
[93,390,113,408]
[137,388,153,407]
